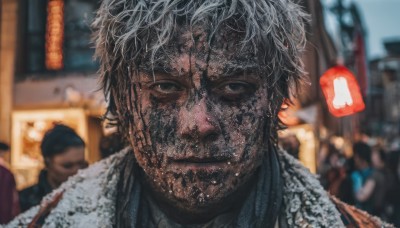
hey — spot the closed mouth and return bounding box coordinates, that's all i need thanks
[171,156,230,165]
[172,156,229,164]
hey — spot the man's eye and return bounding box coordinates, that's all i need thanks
[151,82,183,94]
[216,82,256,100]
[148,81,185,101]
[223,83,247,93]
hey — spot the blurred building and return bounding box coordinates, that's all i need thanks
[278,0,338,173]
[280,0,370,171]
[367,39,400,148]
[0,0,106,189]
[0,0,369,185]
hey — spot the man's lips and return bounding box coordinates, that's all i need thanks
[169,155,230,167]
[169,155,231,163]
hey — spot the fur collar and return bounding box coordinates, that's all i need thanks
[278,150,344,227]
[5,148,372,227]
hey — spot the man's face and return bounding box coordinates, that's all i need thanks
[128,26,270,213]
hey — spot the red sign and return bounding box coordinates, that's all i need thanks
[320,65,365,117]
[45,0,64,70]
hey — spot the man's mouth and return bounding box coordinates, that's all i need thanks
[174,156,228,163]
[170,155,230,169]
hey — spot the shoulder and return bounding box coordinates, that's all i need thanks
[0,166,17,189]
[277,149,392,227]
[277,149,345,227]
[0,165,13,179]
[19,184,43,212]
[6,148,131,227]
[19,184,40,201]
[331,196,394,227]
[19,184,39,196]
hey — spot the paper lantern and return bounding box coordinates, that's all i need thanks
[320,65,365,117]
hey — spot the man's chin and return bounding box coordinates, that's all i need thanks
[159,192,233,224]
[144,172,257,224]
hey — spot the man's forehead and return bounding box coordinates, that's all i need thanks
[135,24,259,75]
[138,55,259,79]
[139,45,258,79]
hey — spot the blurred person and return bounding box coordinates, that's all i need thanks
[7,0,390,227]
[18,124,87,212]
[386,150,400,226]
[0,142,19,224]
[352,142,372,194]
[319,144,346,195]
[371,148,395,219]
[325,148,347,196]
[352,142,386,216]
[338,157,356,205]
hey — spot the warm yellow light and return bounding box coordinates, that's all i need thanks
[45,0,64,70]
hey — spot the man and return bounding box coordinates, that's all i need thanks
[6,0,389,227]
[0,142,19,224]
[19,124,88,212]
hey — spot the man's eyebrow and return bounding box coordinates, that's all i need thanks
[138,63,175,77]
[142,64,201,80]
[211,63,259,78]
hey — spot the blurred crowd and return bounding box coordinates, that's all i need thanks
[318,140,400,226]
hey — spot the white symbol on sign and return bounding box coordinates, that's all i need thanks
[332,77,353,109]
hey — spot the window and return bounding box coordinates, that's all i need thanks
[23,0,98,75]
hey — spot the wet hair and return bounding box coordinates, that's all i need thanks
[93,0,309,141]
[99,133,127,159]
[0,142,10,152]
[40,124,85,159]
[353,142,372,165]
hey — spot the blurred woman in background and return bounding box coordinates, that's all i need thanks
[19,124,87,212]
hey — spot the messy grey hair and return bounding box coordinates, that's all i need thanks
[93,0,308,140]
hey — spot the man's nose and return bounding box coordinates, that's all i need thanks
[178,98,220,141]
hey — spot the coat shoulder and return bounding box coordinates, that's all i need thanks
[331,196,394,228]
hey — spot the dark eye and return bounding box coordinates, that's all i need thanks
[215,81,256,100]
[223,83,248,93]
[149,81,185,101]
[151,82,183,93]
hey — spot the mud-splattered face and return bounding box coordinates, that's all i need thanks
[128,26,270,218]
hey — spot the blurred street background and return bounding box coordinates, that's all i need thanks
[0,0,400,225]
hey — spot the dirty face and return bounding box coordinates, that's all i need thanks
[128,26,271,217]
